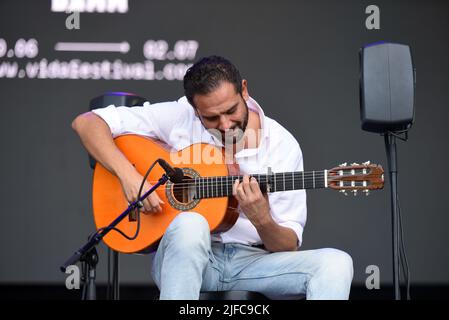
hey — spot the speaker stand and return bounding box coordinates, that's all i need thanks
[384,132,402,300]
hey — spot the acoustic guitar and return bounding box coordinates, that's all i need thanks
[92,135,384,253]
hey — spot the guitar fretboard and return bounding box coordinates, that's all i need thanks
[193,171,327,199]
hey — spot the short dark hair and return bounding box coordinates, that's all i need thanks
[183,55,242,107]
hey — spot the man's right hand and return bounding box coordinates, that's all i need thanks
[71,112,165,213]
[119,168,165,214]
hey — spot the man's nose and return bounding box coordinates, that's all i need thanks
[218,115,232,131]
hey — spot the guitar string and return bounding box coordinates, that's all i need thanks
[138,179,368,193]
[128,172,371,200]
[140,171,327,185]
[137,172,367,188]
[140,176,328,188]
[138,178,367,189]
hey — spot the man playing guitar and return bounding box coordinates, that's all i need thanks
[72,56,354,300]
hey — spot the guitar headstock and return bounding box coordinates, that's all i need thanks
[328,161,384,196]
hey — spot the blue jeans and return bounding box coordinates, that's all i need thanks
[151,212,353,300]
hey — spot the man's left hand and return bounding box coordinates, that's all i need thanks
[233,175,271,227]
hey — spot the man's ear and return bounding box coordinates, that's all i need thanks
[241,79,250,100]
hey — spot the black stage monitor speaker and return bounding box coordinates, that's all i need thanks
[359,42,415,133]
[88,92,148,169]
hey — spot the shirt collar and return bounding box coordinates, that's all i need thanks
[247,96,269,141]
[235,96,269,158]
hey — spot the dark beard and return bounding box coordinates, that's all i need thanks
[222,100,249,145]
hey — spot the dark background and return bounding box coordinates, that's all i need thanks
[0,0,448,299]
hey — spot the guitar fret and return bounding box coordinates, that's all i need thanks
[228,176,233,196]
[203,178,205,198]
[292,172,295,190]
[285,171,293,191]
[207,177,210,198]
[273,172,277,192]
[194,177,198,199]
[215,176,218,197]
[283,172,285,191]
[210,177,213,198]
[313,170,315,189]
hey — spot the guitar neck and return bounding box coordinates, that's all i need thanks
[194,170,327,199]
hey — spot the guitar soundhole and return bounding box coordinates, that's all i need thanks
[165,167,201,211]
[172,176,195,204]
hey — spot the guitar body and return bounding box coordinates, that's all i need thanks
[92,135,239,254]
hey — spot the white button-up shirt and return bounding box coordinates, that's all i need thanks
[92,96,307,247]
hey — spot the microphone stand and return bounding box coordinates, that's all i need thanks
[60,173,170,300]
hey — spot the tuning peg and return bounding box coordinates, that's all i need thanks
[339,189,348,196]
[339,162,347,167]
[363,189,370,196]
[352,190,358,196]
[362,161,371,165]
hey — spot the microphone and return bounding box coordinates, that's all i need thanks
[157,159,184,183]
